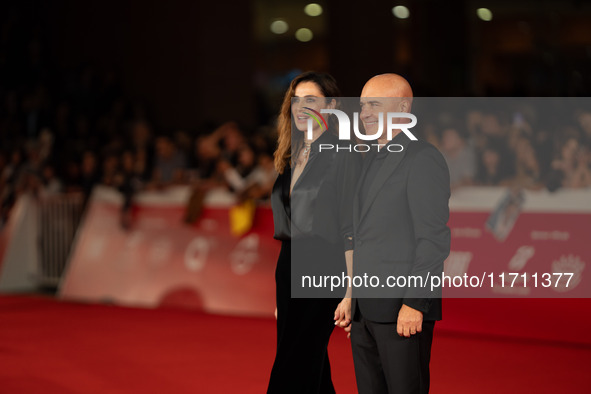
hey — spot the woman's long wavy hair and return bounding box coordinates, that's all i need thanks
[273,71,341,174]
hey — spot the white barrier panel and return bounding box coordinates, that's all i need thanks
[0,195,40,291]
[0,194,84,291]
[59,186,279,316]
[58,186,591,315]
[37,194,84,286]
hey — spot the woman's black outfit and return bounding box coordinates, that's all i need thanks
[267,131,360,394]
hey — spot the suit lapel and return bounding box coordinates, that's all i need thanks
[354,152,375,229]
[290,149,321,192]
[291,132,335,193]
[358,138,412,226]
[281,169,291,219]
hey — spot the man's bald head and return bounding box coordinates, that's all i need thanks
[361,74,413,100]
[359,74,414,141]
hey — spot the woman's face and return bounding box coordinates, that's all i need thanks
[291,81,326,133]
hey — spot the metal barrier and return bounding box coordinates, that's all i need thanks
[36,193,85,287]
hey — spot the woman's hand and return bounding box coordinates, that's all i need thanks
[334,298,351,330]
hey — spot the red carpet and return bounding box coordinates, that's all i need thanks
[1,295,590,393]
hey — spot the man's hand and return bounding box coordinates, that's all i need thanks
[334,298,352,338]
[397,304,423,337]
[334,298,351,329]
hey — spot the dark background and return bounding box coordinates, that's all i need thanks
[2,0,591,132]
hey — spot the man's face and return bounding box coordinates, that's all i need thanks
[359,97,401,135]
[359,80,410,138]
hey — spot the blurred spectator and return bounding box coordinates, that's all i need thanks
[115,150,144,195]
[577,111,591,149]
[467,111,507,153]
[128,120,154,181]
[221,144,276,200]
[79,151,99,198]
[475,143,513,186]
[532,128,553,181]
[114,150,144,229]
[22,86,50,140]
[240,152,277,201]
[192,135,221,181]
[2,149,25,187]
[421,123,440,149]
[19,168,42,197]
[63,159,81,193]
[512,137,542,189]
[221,144,257,192]
[440,126,476,188]
[38,128,54,162]
[551,138,591,189]
[150,136,186,188]
[39,163,62,196]
[570,146,591,188]
[174,130,193,160]
[184,134,225,224]
[249,126,276,157]
[0,148,25,225]
[213,121,246,166]
[101,153,120,188]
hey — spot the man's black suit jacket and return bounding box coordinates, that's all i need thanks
[352,134,451,323]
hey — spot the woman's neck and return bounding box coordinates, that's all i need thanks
[303,127,325,144]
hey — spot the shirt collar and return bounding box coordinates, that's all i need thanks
[308,130,337,156]
[373,131,410,158]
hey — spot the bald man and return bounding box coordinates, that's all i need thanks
[347,74,450,394]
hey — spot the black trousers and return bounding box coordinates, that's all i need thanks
[351,305,435,394]
[267,240,341,394]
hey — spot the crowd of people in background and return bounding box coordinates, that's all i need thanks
[418,104,591,191]
[0,95,279,228]
[2,11,591,230]
[3,81,591,229]
[0,8,280,229]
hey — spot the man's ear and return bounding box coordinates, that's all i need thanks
[399,99,410,113]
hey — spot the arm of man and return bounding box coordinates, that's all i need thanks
[334,147,361,333]
[398,144,451,337]
[334,248,353,329]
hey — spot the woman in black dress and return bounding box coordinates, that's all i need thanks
[267,72,360,393]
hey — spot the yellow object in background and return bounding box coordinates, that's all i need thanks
[229,200,256,237]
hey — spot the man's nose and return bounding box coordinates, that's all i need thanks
[360,106,371,118]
